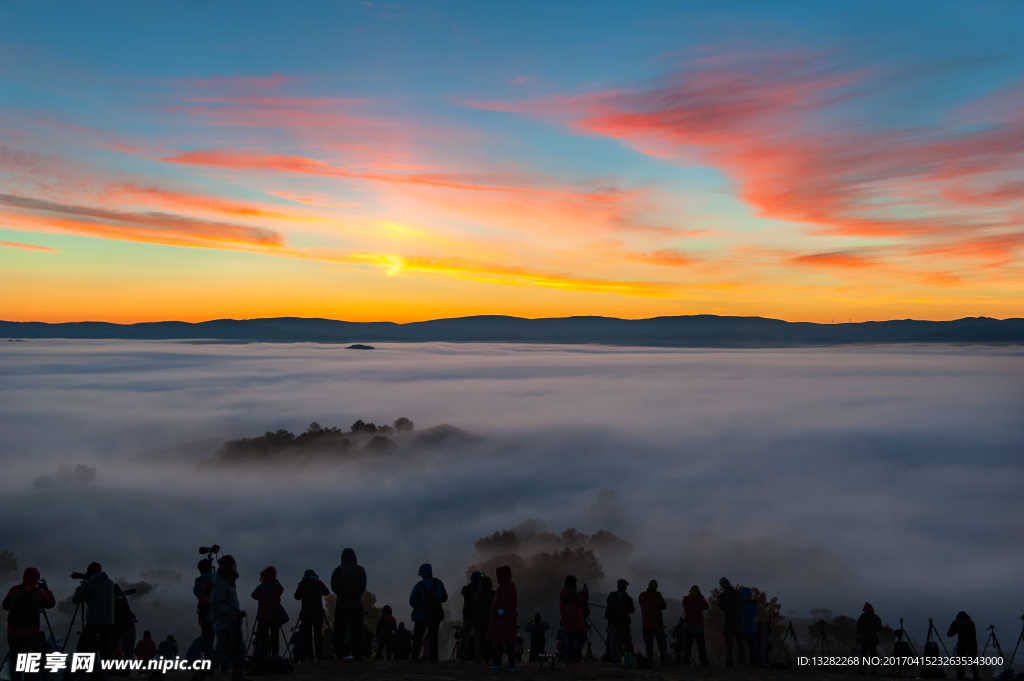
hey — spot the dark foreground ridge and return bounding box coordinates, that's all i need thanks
[2,314,1024,347]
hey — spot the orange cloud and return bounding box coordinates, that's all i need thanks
[163,148,663,236]
[473,52,1024,266]
[0,193,285,250]
[791,251,876,269]
[0,240,59,252]
[352,254,676,296]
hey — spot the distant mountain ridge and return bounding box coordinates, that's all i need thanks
[2,314,1023,347]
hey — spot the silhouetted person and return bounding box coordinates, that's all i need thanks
[409,563,447,663]
[558,575,588,666]
[947,612,980,681]
[72,562,116,678]
[681,585,709,666]
[3,567,56,681]
[251,566,287,659]
[525,613,549,661]
[671,617,685,664]
[717,578,745,666]
[604,579,635,662]
[488,565,518,670]
[331,548,367,660]
[375,605,397,660]
[639,579,668,664]
[473,575,495,664]
[741,587,758,665]
[148,636,178,681]
[293,569,328,662]
[392,622,412,660]
[459,571,481,661]
[857,602,881,676]
[112,583,137,666]
[192,555,248,681]
[187,559,215,663]
[157,635,178,658]
[134,631,156,665]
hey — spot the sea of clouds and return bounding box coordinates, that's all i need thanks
[1,340,1022,648]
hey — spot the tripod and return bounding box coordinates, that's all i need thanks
[771,617,802,666]
[809,619,832,657]
[982,625,1006,669]
[1007,616,1024,672]
[449,626,462,661]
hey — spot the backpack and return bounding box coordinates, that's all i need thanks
[6,587,38,628]
[621,651,637,669]
[423,580,444,624]
[893,640,912,658]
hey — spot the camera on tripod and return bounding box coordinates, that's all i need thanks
[71,571,89,580]
[200,545,223,572]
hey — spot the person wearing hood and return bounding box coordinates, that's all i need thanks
[524,613,549,662]
[294,569,329,662]
[605,579,635,663]
[947,612,980,681]
[856,602,882,676]
[375,605,397,660]
[458,571,482,661]
[740,587,758,666]
[558,575,589,666]
[487,565,518,671]
[251,566,287,660]
[4,567,56,681]
[331,548,367,660]
[639,579,669,664]
[717,578,745,666]
[192,555,249,681]
[71,562,116,676]
[681,585,709,666]
[408,563,447,664]
[473,575,495,664]
[134,631,157,664]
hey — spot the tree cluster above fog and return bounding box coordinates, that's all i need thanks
[216,417,415,461]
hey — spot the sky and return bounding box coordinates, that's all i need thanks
[1,1,1023,323]
[1,341,1022,648]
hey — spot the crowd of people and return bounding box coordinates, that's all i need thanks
[1,553,996,681]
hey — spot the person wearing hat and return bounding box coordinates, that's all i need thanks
[638,579,669,664]
[605,579,635,662]
[194,555,249,681]
[857,603,882,676]
[331,548,368,660]
[717,578,745,666]
[680,585,709,665]
[294,569,329,661]
[71,562,116,678]
[408,563,448,663]
[3,567,56,681]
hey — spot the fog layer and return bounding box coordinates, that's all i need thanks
[1,340,1021,646]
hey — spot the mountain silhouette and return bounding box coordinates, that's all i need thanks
[2,314,1022,347]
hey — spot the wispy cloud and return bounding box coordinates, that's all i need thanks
[0,240,59,252]
[0,193,285,249]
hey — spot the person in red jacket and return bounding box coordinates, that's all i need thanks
[251,567,287,660]
[487,566,519,671]
[558,576,588,666]
[680,585,709,666]
[638,580,669,664]
[3,567,56,681]
[134,630,157,664]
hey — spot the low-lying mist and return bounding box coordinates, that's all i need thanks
[1,340,1022,650]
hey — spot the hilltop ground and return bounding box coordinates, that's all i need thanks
[159,658,965,681]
